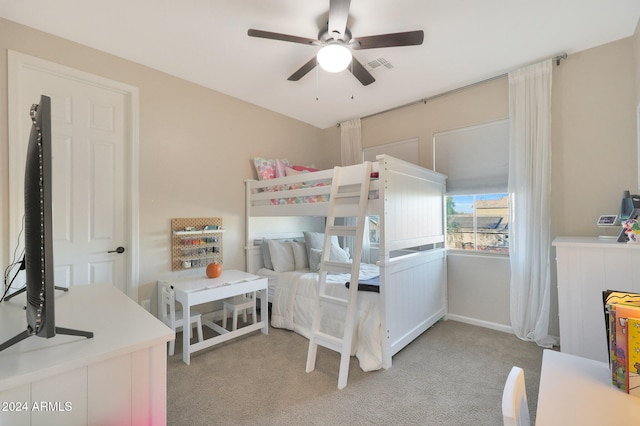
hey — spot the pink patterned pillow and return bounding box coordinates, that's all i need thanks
[253,157,291,180]
[253,157,276,180]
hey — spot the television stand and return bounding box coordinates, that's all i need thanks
[3,285,68,301]
[0,326,93,352]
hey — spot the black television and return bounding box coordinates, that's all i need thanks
[0,95,93,352]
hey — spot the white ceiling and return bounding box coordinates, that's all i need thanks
[2,0,640,129]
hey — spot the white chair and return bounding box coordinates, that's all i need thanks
[222,291,257,331]
[158,281,204,356]
[502,366,531,426]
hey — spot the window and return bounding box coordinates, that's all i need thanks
[434,119,510,254]
[446,194,509,253]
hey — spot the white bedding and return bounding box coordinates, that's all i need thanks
[257,267,280,301]
[269,263,384,372]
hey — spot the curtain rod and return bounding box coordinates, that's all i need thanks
[349,53,568,124]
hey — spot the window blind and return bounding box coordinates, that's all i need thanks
[433,119,509,195]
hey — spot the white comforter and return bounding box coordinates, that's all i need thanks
[270,263,383,372]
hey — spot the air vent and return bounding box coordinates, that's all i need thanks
[365,57,394,71]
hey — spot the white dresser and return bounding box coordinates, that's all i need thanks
[0,283,174,425]
[553,236,640,362]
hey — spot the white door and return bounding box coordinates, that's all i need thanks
[9,52,138,296]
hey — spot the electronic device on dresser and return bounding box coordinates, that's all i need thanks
[0,95,93,352]
[619,190,640,221]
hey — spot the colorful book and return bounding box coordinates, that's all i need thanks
[608,305,620,386]
[628,317,640,396]
[613,304,640,393]
[614,305,629,391]
[603,291,640,356]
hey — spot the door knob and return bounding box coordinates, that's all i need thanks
[108,246,125,254]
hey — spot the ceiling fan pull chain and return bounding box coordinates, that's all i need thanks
[350,61,354,100]
[315,62,320,101]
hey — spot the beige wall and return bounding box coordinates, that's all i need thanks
[635,18,640,193]
[552,38,638,237]
[0,18,334,303]
[635,18,640,104]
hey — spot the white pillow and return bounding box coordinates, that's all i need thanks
[262,238,274,270]
[303,231,339,260]
[308,245,351,272]
[330,244,350,263]
[291,241,309,270]
[309,248,322,272]
[267,240,295,273]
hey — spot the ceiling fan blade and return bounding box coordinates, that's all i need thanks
[248,29,320,46]
[350,57,375,86]
[351,30,424,50]
[287,57,318,81]
[328,0,351,40]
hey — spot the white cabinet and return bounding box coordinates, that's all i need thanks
[553,236,640,362]
[0,284,173,425]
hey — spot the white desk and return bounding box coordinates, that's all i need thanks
[159,269,268,364]
[0,283,174,426]
[537,349,640,425]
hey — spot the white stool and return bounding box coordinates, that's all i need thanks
[222,292,257,331]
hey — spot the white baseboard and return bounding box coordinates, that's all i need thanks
[444,315,561,348]
[445,314,514,334]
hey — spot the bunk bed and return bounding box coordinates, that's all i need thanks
[245,155,447,372]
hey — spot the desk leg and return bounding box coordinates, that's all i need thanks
[182,296,191,365]
[261,287,268,335]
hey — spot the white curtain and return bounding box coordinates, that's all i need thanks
[340,118,362,166]
[508,60,556,348]
[339,118,370,262]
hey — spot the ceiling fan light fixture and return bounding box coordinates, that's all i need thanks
[317,44,352,73]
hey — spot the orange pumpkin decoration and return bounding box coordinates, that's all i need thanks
[206,263,222,278]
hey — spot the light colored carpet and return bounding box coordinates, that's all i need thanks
[167,318,544,425]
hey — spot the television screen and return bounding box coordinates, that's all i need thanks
[23,95,56,337]
[0,95,92,352]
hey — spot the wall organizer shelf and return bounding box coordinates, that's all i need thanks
[171,217,224,271]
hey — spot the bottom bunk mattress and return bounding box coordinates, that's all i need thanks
[269,263,383,372]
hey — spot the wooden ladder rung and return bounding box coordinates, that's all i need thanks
[323,260,353,274]
[320,294,348,307]
[326,226,357,237]
[314,331,343,352]
[334,191,361,199]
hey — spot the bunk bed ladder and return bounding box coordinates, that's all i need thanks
[305,161,372,389]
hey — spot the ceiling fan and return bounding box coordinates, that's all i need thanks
[247,0,424,86]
